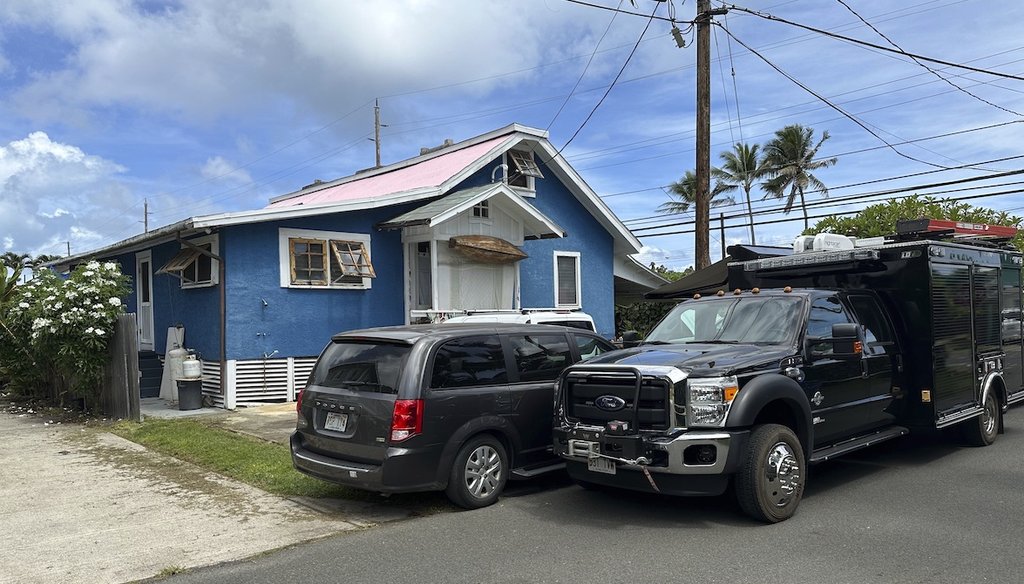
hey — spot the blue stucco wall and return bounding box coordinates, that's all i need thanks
[222,204,419,360]
[459,160,616,338]
[109,239,221,358]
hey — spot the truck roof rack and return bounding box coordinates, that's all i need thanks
[895,218,1018,247]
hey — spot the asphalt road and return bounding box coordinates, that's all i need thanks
[164,414,1024,584]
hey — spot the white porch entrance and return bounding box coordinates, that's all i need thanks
[135,251,155,351]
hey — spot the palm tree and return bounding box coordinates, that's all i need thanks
[761,124,837,229]
[658,170,734,214]
[712,142,766,244]
[1,252,29,270]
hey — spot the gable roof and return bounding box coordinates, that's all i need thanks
[378,183,564,239]
[54,123,642,267]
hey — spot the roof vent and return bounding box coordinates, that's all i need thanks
[301,179,324,190]
[420,138,454,155]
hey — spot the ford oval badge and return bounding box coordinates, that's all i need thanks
[595,395,627,412]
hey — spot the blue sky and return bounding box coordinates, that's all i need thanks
[2,0,1023,271]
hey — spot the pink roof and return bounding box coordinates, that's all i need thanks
[268,135,509,208]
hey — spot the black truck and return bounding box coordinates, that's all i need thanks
[553,220,1024,522]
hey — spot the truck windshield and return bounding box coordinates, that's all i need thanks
[311,341,411,394]
[645,296,803,345]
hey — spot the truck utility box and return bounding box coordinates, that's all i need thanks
[554,220,1021,522]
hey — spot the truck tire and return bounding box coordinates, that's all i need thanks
[735,424,805,523]
[962,389,1001,447]
[445,435,508,510]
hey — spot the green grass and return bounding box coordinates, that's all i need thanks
[110,418,364,499]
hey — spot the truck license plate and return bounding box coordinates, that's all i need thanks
[324,412,349,432]
[588,456,616,475]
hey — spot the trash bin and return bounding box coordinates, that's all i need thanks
[177,379,203,411]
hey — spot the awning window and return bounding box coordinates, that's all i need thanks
[157,248,203,276]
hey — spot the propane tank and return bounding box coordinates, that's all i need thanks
[166,346,188,381]
[181,354,202,380]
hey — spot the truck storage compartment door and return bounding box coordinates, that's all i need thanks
[930,263,977,414]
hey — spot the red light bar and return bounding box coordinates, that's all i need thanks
[897,218,1017,239]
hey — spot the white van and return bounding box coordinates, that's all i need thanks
[442,310,596,332]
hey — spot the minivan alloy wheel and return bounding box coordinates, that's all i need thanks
[464,445,502,498]
[445,435,509,509]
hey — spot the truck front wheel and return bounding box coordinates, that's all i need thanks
[735,424,805,523]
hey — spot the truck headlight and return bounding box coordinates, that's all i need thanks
[687,376,739,427]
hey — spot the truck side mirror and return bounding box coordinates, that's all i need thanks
[831,323,861,357]
[621,330,641,348]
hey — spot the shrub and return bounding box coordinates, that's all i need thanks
[0,261,129,409]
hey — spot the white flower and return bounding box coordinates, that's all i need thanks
[53,302,63,310]
[86,261,100,270]
[49,326,56,333]
[66,290,78,299]
[82,270,95,277]
[94,328,104,336]
[103,262,118,271]
[91,311,102,319]
[85,327,94,334]
[18,302,29,309]
[32,318,50,330]
[108,297,121,307]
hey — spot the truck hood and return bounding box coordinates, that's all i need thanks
[589,343,793,376]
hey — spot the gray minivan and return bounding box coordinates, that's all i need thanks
[290,323,615,509]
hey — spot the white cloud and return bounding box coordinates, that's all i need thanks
[200,156,252,184]
[0,131,132,256]
[1,0,619,126]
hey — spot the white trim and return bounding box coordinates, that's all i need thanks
[179,233,220,289]
[135,250,155,352]
[224,360,237,410]
[278,228,373,290]
[554,251,582,309]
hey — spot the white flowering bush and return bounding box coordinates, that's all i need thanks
[0,261,129,408]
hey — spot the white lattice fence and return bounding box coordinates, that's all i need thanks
[199,357,318,409]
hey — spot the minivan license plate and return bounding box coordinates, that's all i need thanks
[588,456,616,475]
[325,412,349,432]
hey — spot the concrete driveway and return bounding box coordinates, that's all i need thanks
[0,408,366,584]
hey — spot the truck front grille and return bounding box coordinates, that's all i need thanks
[563,372,670,430]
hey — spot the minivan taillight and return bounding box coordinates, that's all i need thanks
[390,399,423,442]
[296,387,304,412]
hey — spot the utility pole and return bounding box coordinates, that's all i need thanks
[65,241,71,257]
[374,98,382,168]
[694,0,727,270]
[143,198,150,233]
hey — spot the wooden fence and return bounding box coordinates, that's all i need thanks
[101,313,140,421]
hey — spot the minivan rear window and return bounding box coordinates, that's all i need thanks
[312,341,411,394]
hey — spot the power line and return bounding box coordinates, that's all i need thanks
[726,3,1024,82]
[561,0,687,23]
[637,186,1024,238]
[718,23,968,171]
[630,167,1024,233]
[834,0,1022,117]
[548,0,625,130]
[557,2,659,154]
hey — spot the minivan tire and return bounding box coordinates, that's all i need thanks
[445,435,508,509]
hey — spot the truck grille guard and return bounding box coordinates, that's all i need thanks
[559,364,688,432]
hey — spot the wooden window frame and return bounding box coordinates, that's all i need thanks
[505,150,542,192]
[279,228,373,290]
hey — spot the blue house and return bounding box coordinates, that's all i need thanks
[56,124,665,408]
